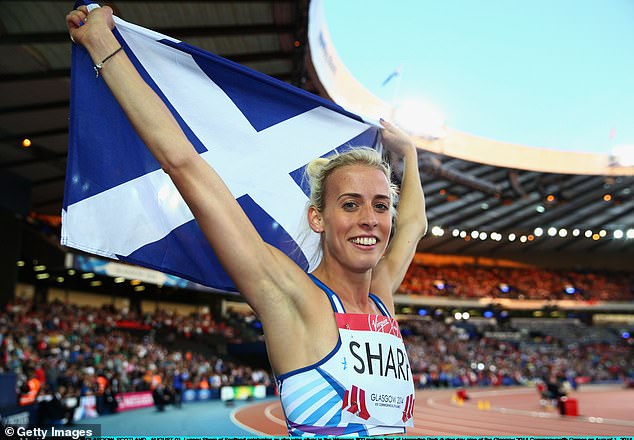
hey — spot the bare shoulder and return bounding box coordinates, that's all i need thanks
[256,268,340,375]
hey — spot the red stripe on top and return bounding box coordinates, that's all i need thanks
[335,313,402,338]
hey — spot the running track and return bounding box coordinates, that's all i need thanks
[232,385,634,436]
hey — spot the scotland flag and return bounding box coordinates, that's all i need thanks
[61,4,380,292]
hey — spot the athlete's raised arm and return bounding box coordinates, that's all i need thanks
[66,6,312,317]
[371,120,427,305]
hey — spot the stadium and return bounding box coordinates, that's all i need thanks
[0,0,632,437]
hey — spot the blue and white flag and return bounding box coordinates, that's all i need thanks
[61,4,380,292]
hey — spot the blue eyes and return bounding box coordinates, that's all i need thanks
[343,201,357,210]
[342,201,389,211]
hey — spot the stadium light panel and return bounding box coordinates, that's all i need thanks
[392,98,446,138]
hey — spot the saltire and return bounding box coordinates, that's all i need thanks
[61,2,380,292]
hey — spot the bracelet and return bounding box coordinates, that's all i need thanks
[94,46,123,78]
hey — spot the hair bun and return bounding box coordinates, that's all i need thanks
[305,157,330,181]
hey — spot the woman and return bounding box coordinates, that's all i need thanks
[67,5,427,436]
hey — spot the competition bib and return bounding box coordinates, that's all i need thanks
[335,313,415,427]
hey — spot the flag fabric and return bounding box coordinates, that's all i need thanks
[61,3,380,292]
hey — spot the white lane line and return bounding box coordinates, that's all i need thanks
[264,402,288,426]
[230,405,270,436]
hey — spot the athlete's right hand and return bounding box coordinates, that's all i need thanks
[66,5,115,47]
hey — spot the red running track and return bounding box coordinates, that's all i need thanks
[232,385,634,436]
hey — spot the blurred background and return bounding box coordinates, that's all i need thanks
[0,0,632,435]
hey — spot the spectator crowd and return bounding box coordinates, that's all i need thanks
[1,268,632,421]
[400,263,634,301]
[401,318,632,389]
[0,299,271,420]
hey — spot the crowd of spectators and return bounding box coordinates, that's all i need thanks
[0,299,272,416]
[400,263,634,301]
[1,295,632,421]
[401,318,633,389]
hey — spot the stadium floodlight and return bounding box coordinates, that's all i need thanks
[547,227,557,237]
[520,235,527,242]
[558,228,568,237]
[585,230,593,238]
[536,205,546,213]
[454,312,462,320]
[599,229,607,237]
[460,230,467,238]
[479,232,487,240]
[534,227,544,237]
[432,226,445,237]
[572,228,580,237]
[611,145,634,167]
[613,230,624,239]
[508,233,516,241]
[627,229,634,239]
[471,231,479,239]
[392,98,446,139]
[452,229,460,237]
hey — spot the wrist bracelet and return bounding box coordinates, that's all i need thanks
[94,46,123,78]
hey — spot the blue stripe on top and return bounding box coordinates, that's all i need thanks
[278,274,401,437]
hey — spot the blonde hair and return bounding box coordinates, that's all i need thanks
[305,147,398,217]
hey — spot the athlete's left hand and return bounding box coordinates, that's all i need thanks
[379,119,416,158]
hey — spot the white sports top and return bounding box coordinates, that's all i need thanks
[276,274,415,436]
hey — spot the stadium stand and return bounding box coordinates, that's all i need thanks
[401,262,634,301]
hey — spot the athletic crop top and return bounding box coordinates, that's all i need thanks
[276,274,415,437]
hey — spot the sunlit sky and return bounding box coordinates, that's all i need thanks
[323,0,634,155]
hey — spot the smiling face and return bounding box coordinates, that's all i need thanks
[309,164,393,274]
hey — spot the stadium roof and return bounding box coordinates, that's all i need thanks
[1,0,632,268]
